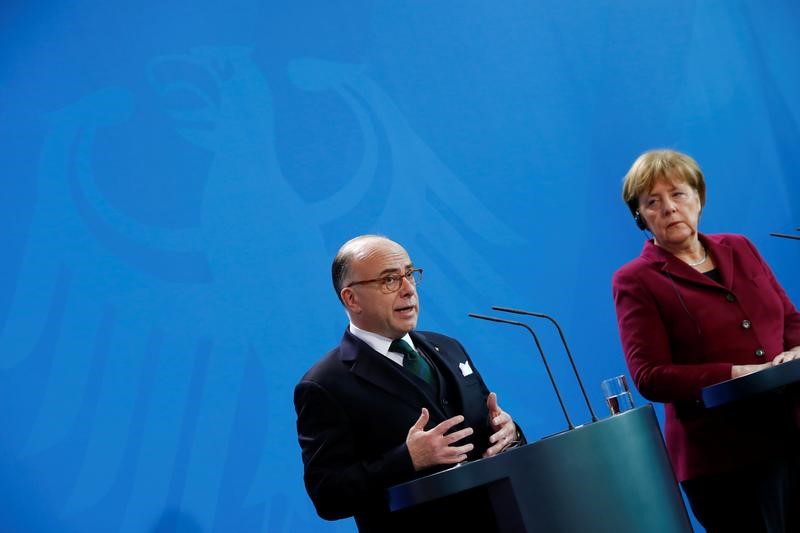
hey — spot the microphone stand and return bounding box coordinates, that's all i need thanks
[769,232,800,241]
[492,306,599,423]
[469,313,575,431]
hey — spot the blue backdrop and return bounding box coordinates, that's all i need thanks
[2,1,799,531]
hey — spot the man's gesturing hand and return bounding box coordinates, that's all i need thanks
[406,408,474,471]
[484,392,517,458]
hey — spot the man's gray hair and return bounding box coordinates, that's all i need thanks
[331,234,388,304]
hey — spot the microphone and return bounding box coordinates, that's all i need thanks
[492,306,599,422]
[468,313,575,430]
[769,232,800,241]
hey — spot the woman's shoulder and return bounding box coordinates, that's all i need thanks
[612,253,655,288]
[704,233,761,257]
[614,254,647,274]
[704,232,751,247]
[613,239,662,274]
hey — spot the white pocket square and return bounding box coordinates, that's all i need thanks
[458,361,473,377]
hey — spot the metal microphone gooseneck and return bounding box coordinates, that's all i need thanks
[492,306,598,422]
[769,231,800,241]
[468,313,575,431]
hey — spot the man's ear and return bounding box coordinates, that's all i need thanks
[341,288,359,313]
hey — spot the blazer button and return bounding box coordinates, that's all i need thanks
[725,293,735,302]
[741,319,751,329]
[755,348,765,357]
[441,399,449,406]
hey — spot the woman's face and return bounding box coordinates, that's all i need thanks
[637,177,702,250]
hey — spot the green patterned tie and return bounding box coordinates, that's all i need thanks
[390,339,435,386]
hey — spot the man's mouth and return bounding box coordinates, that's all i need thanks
[395,305,416,314]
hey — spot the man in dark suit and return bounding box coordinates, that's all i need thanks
[295,235,523,532]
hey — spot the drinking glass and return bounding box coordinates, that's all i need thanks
[601,375,634,415]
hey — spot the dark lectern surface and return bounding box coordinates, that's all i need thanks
[388,405,691,533]
[702,357,800,408]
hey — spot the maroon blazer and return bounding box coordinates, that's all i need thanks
[613,233,800,481]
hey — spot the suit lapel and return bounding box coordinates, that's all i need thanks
[338,330,445,417]
[412,331,479,415]
[411,332,462,384]
[703,235,734,290]
[641,236,729,290]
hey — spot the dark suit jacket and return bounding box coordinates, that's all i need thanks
[613,233,800,482]
[295,328,518,531]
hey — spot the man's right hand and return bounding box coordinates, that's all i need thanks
[406,408,474,471]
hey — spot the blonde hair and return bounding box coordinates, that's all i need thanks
[622,149,706,216]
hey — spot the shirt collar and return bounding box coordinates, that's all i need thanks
[348,323,416,356]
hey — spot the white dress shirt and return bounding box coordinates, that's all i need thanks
[348,323,417,367]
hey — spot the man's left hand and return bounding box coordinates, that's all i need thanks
[484,392,518,458]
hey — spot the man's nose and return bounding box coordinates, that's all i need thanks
[398,275,415,295]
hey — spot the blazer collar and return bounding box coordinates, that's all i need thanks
[337,329,448,418]
[640,233,734,290]
[410,331,465,383]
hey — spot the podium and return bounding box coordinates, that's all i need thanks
[702,357,800,408]
[388,405,691,532]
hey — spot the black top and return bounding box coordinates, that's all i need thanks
[702,268,722,284]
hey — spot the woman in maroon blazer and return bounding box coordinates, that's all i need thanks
[612,149,800,532]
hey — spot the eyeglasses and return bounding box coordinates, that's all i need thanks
[346,268,423,293]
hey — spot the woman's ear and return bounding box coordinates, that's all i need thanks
[633,209,648,231]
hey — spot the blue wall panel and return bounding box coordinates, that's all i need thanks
[1,1,799,531]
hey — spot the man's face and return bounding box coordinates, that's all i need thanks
[341,238,419,339]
